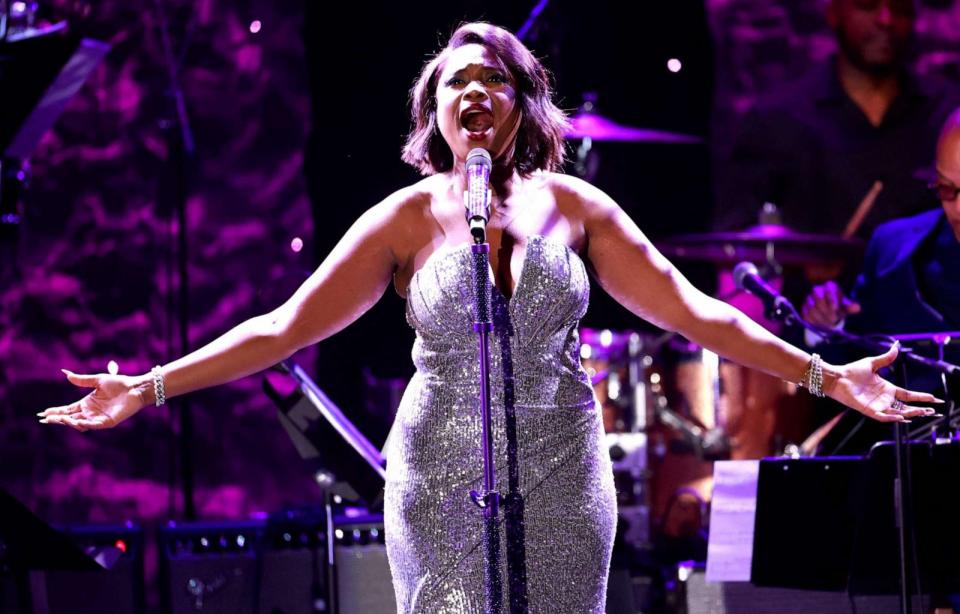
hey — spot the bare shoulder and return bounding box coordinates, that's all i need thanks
[543,172,616,211]
[367,176,436,227]
[352,176,440,254]
[366,175,450,276]
[541,171,620,225]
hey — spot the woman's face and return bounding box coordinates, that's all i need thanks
[435,43,521,166]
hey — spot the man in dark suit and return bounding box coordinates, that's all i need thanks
[803,106,960,402]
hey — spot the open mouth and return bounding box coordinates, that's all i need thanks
[460,107,494,140]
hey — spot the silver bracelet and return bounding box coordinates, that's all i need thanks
[151,365,166,407]
[802,353,824,397]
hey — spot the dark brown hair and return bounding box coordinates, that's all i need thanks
[401,22,568,177]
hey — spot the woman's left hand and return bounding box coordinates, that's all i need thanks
[826,343,942,422]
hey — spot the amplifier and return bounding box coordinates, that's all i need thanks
[159,520,263,614]
[259,510,329,614]
[41,523,145,614]
[328,510,395,614]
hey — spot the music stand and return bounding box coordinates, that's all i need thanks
[0,488,117,614]
[749,443,960,600]
[847,441,960,598]
[262,360,387,508]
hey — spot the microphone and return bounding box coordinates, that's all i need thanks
[732,261,799,324]
[464,148,492,243]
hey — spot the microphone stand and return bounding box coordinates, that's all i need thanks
[464,182,503,614]
[757,290,960,380]
[754,288,959,614]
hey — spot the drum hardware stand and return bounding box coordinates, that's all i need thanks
[632,332,733,460]
[738,267,960,614]
[652,399,732,460]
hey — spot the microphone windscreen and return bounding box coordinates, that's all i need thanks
[732,261,759,291]
[466,148,492,170]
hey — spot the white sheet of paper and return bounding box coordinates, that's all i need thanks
[705,460,760,582]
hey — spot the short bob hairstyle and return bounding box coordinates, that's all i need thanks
[402,22,568,177]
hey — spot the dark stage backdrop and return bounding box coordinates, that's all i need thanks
[1,0,958,529]
[1,0,320,523]
[708,0,960,179]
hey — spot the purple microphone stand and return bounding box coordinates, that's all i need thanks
[464,148,503,614]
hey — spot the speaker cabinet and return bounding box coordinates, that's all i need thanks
[159,520,263,614]
[41,523,145,614]
[328,511,395,614]
[259,511,329,614]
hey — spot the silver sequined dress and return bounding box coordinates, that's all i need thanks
[386,234,617,613]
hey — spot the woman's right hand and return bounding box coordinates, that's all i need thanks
[37,370,152,432]
[802,280,861,328]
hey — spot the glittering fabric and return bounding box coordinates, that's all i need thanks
[386,235,617,613]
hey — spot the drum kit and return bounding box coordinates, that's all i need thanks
[565,105,867,541]
[581,226,863,544]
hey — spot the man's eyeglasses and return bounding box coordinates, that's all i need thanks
[928,181,960,202]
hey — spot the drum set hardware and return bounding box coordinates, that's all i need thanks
[657,224,864,269]
[564,93,704,181]
[565,109,704,144]
[582,324,813,530]
[582,328,740,456]
[583,215,883,540]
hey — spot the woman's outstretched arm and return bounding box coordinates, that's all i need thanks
[555,174,940,422]
[39,190,416,431]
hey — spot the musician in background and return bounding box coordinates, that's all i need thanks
[714,0,960,239]
[706,0,959,460]
[802,107,960,453]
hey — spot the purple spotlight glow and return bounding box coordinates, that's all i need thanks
[667,58,682,73]
[249,20,262,34]
[290,237,303,253]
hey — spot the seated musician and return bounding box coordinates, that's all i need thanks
[802,107,960,451]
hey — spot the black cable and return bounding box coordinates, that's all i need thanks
[899,361,926,613]
[825,412,866,456]
[848,590,858,614]
[150,0,196,519]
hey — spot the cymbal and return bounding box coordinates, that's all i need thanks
[657,224,864,266]
[565,111,703,144]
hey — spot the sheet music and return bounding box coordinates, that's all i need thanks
[705,460,759,582]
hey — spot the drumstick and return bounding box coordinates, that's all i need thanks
[843,180,883,239]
